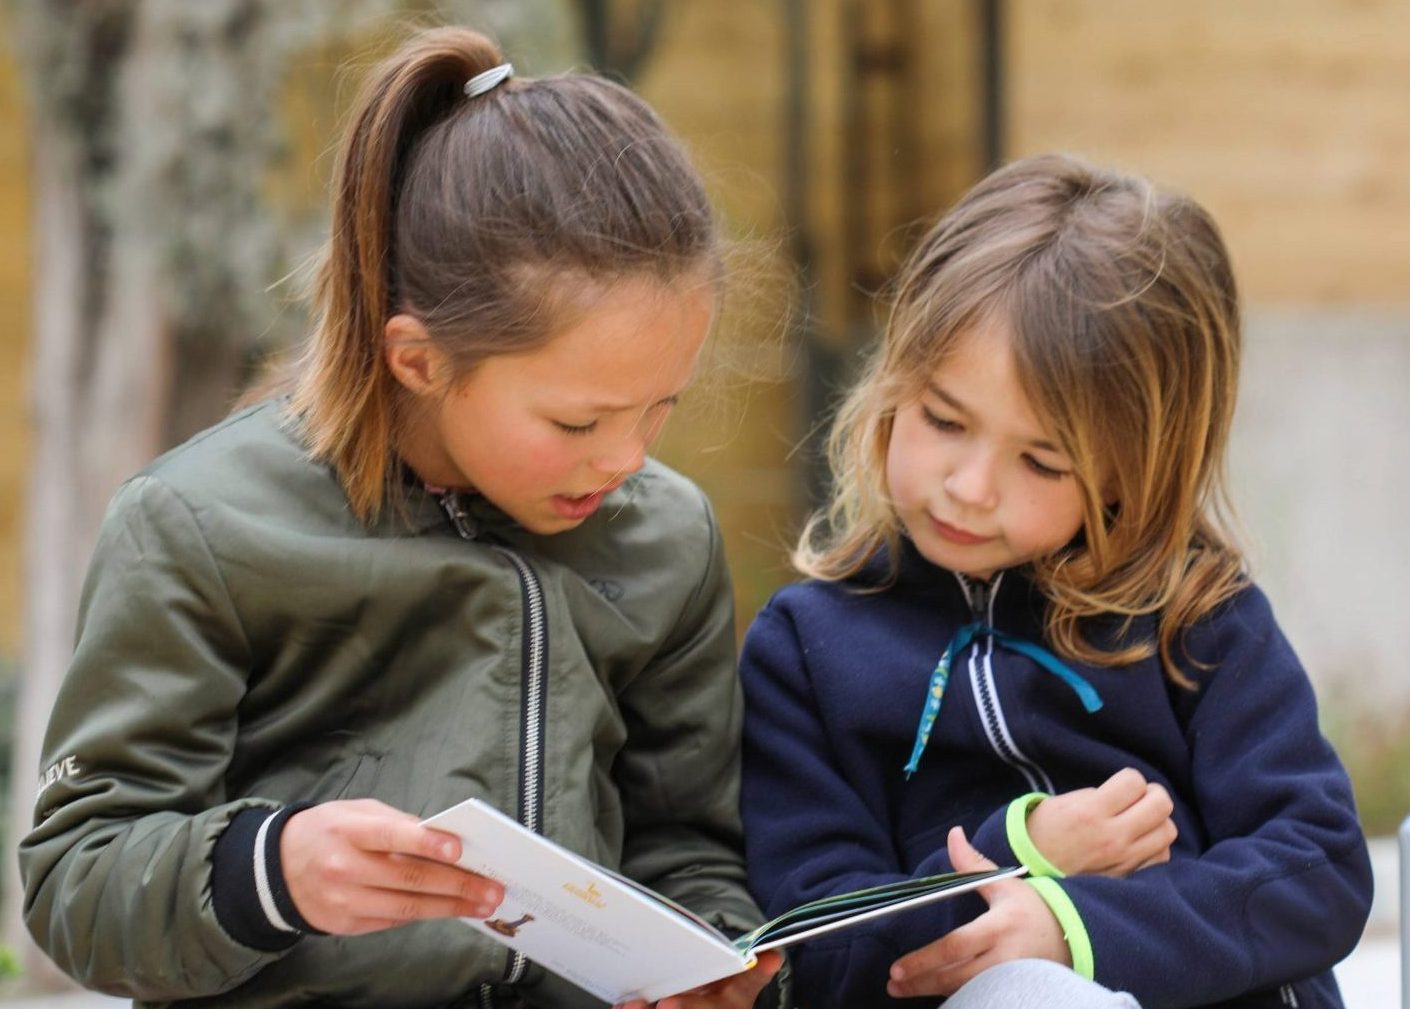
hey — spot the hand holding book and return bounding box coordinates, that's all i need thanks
[422,798,1023,1005]
[610,950,783,1009]
[887,826,1069,1000]
[280,798,505,932]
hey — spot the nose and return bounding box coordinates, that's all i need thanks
[942,449,1000,511]
[591,432,649,478]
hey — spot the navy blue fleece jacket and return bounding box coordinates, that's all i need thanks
[739,541,1371,1009]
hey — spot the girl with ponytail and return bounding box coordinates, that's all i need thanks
[21,26,780,1009]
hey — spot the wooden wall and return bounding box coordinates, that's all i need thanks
[636,0,984,625]
[0,3,30,656]
[2,0,1409,656]
[1006,0,1410,304]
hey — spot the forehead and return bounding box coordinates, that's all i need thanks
[922,321,1057,434]
[922,317,1015,389]
[509,274,715,400]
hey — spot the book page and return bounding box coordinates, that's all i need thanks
[423,799,750,1003]
[743,865,1026,953]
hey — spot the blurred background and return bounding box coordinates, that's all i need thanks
[0,0,1406,998]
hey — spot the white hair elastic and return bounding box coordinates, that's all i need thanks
[464,62,514,98]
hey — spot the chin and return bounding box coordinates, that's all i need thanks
[918,544,998,581]
[912,539,966,573]
[526,513,586,536]
[519,517,570,535]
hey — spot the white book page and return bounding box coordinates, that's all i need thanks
[422,799,750,1004]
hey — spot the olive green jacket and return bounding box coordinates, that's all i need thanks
[20,401,761,1008]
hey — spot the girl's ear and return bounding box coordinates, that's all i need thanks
[384,314,448,397]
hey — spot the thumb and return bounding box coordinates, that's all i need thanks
[948,826,1022,912]
[946,825,999,873]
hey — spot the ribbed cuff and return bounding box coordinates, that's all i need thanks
[1005,792,1065,878]
[1026,877,1093,980]
[211,802,324,950]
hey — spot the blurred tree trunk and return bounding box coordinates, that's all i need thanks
[4,0,570,986]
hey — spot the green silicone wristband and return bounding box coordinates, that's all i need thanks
[1026,877,1094,980]
[1005,792,1065,878]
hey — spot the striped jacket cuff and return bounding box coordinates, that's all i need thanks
[211,802,323,950]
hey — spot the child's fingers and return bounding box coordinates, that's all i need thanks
[342,805,465,863]
[1118,781,1174,835]
[349,883,501,925]
[377,852,505,903]
[282,801,506,933]
[1111,783,1177,872]
[889,949,997,999]
[657,950,782,1009]
[291,799,467,864]
[289,865,502,934]
[947,825,1026,917]
[1129,813,1179,870]
[299,838,504,908]
[1094,766,1149,814]
[890,905,1001,979]
[946,825,998,872]
[750,949,785,980]
[889,916,1001,998]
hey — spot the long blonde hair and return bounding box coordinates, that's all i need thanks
[798,153,1246,685]
[285,27,719,522]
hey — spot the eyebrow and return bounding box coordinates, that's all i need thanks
[926,382,1061,454]
[578,393,681,414]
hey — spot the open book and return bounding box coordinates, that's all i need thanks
[422,798,1024,1004]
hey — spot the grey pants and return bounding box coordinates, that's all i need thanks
[942,959,1142,1009]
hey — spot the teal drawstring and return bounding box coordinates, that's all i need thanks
[902,622,1103,777]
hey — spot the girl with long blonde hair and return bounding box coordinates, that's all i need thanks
[741,153,1370,1009]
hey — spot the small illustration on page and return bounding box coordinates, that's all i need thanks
[485,913,536,937]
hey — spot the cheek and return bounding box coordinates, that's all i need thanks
[511,433,582,481]
[883,440,913,508]
[451,425,576,492]
[1017,485,1085,548]
[883,417,924,506]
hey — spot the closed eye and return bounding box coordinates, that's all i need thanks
[554,420,598,436]
[1023,454,1069,479]
[920,407,962,434]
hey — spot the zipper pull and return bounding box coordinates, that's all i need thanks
[438,491,479,540]
[955,570,1003,621]
[955,572,987,618]
[971,579,991,619]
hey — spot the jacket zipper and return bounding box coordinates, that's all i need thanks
[956,572,1055,794]
[440,493,547,995]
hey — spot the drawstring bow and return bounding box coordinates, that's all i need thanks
[903,621,1103,777]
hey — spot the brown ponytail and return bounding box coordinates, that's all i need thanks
[288,27,718,522]
[290,29,502,521]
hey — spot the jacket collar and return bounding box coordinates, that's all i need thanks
[384,477,524,540]
[890,534,1047,636]
[270,399,524,540]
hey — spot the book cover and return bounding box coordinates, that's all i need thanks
[423,798,1023,1004]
